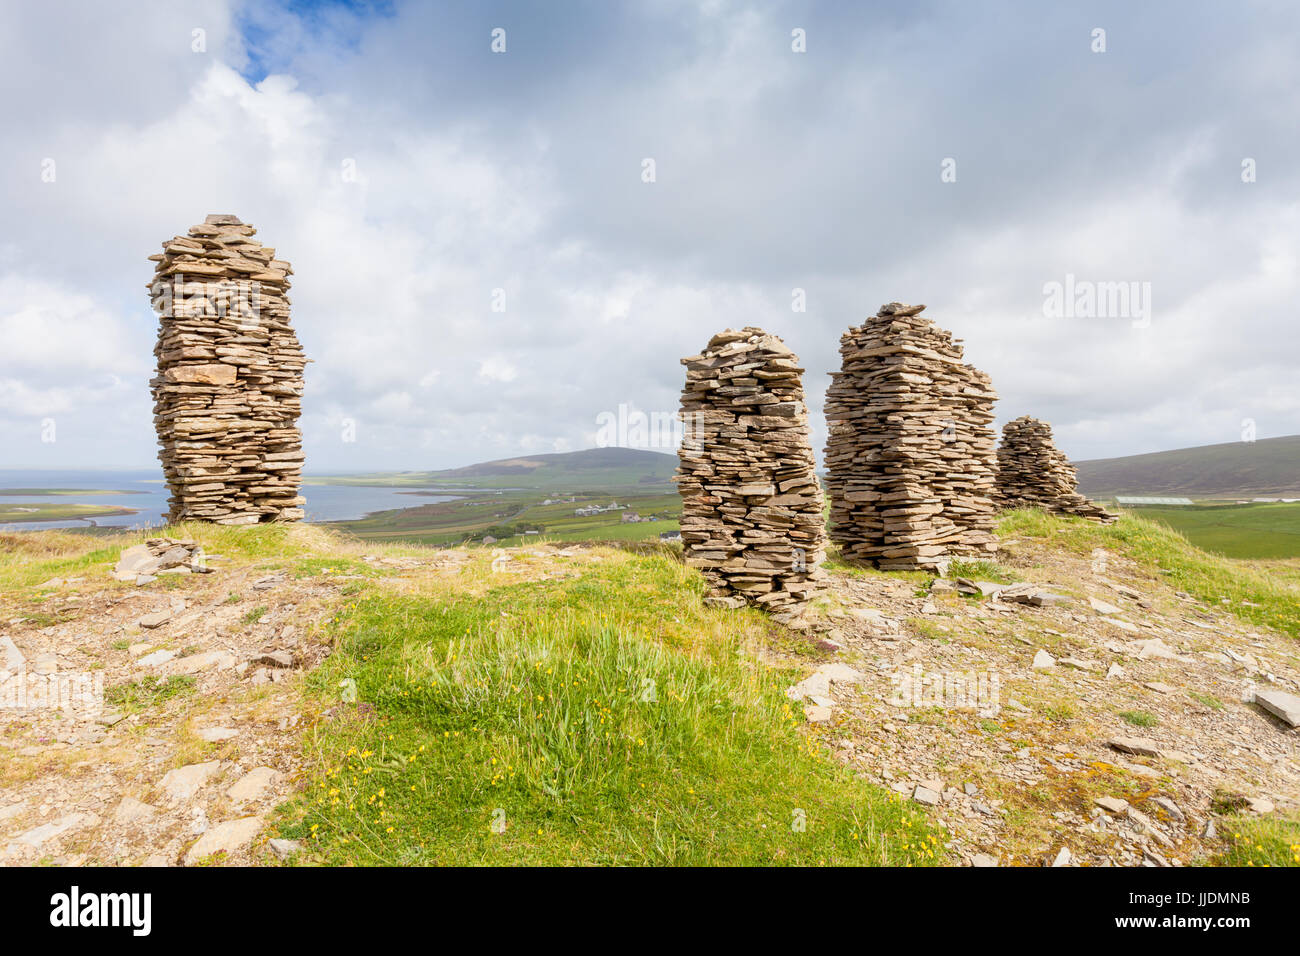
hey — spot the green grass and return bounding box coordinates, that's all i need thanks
[105,675,197,712]
[1118,710,1159,727]
[242,605,269,626]
[947,559,1021,584]
[998,509,1300,638]
[1214,813,1300,867]
[1128,502,1300,559]
[1188,691,1225,710]
[823,556,932,588]
[286,550,944,866]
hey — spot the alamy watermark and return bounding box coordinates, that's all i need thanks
[595,403,705,451]
[889,664,1000,714]
[150,274,264,329]
[1042,273,1151,328]
[1,665,103,717]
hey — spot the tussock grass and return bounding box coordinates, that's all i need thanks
[105,675,197,713]
[1214,813,1300,867]
[946,559,1020,584]
[288,550,944,865]
[1118,710,1159,728]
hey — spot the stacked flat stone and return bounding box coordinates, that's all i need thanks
[824,302,999,570]
[996,416,1116,523]
[147,214,306,525]
[675,327,827,620]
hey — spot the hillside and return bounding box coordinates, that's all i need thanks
[1075,434,1300,498]
[0,513,1295,867]
[313,446,679,492]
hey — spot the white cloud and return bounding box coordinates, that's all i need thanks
[1,1,1298,471]
[476,357,518,384]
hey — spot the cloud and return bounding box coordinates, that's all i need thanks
[1,0,1297,471]
[477,357,519,384]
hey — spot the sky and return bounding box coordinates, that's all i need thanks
[1,0,1297,473]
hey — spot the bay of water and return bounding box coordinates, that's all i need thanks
[0,469,461,532]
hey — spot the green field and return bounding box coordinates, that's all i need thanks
[330,490,681,547]
[309,446,678,493]
[0,502,139,523]
[1124,502,1300,559]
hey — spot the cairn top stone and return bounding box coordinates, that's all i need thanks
[879,302,926,316]
[204,213,244,225]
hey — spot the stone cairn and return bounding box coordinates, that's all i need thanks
[995,416,1116,522]
[147,214,306,525]
[675,328,827,621]
[824,302,999,570]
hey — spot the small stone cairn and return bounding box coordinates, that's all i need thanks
[112,537,212,585]
[675,328,827,621]
[824,302,999,570]
[147,215,306,525]
[995,416,1116,522]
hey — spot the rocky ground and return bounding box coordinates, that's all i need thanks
[0,531,609,866]
[1,526,1296,866]
[791,537,1300,866]
[0,543,346,865]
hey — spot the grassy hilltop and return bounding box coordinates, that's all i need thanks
[1,509,1296,866]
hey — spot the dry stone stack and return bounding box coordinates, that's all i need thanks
[147,214,306,525]
[995,416,1116,522]
[824,302,999,570]
[675,328,827,620]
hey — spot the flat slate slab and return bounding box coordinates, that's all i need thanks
[1253,689,1300,727]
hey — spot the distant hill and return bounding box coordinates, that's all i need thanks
[1075,434,1300,498]
[315,446,679,491]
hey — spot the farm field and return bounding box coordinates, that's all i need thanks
[0,501,139,523]
[1124,501,1300,559]
[309,446,678,492]
[329,490,681,547]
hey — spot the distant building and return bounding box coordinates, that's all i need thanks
[1114,496,1194,506]
[523,530,540,535]
[482,535,498,545]
[659,530,681,541]
[621,511,640,523]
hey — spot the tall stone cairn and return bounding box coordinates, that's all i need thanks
[675,328,827,621]
[995,416,1116,523]
[147,214,307,525]
[824,302,999,570]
